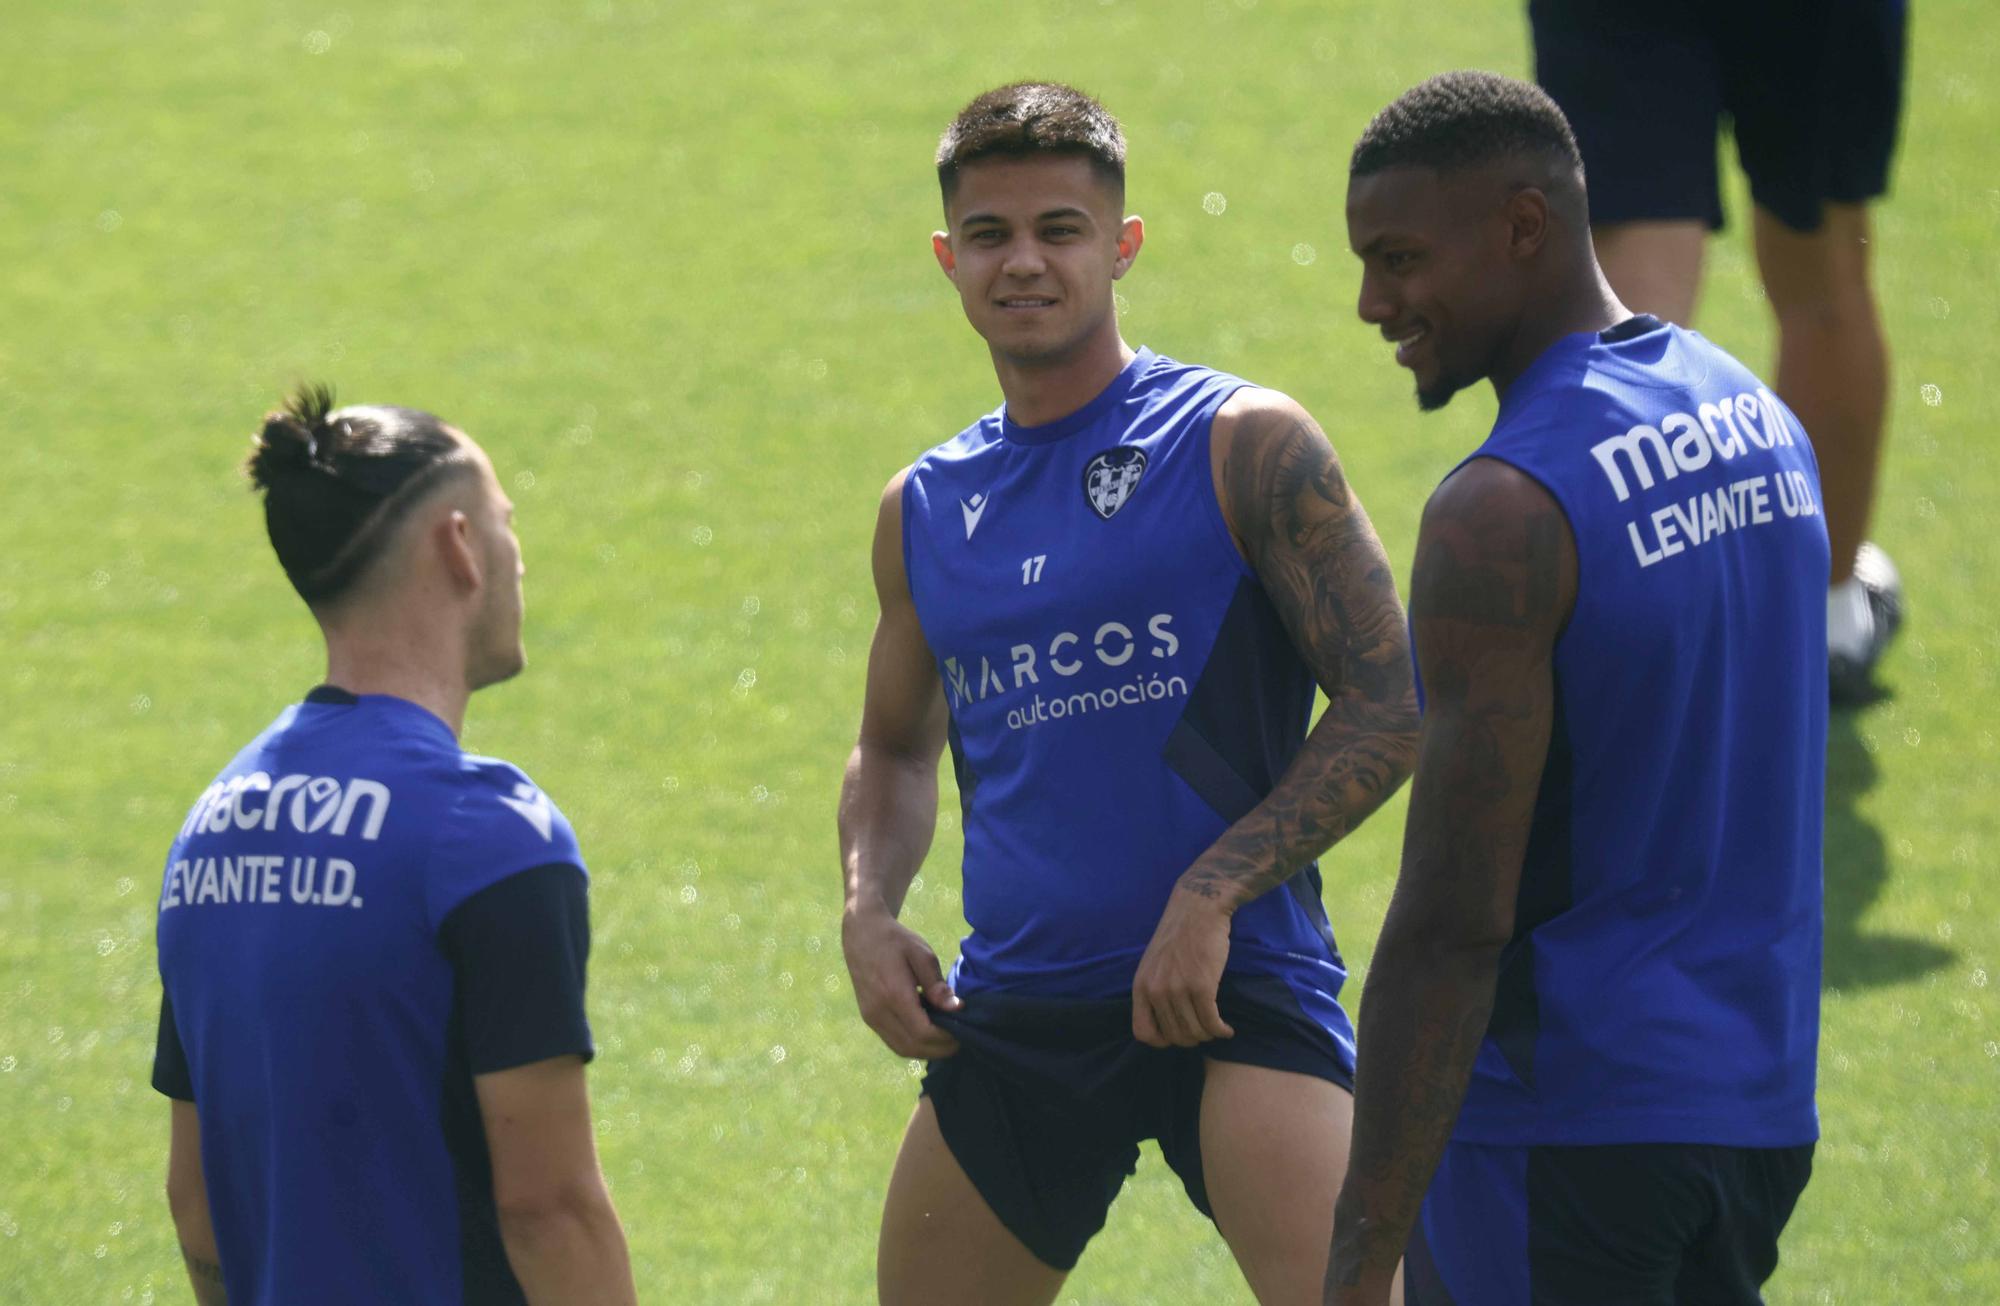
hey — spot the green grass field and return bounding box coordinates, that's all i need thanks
[3,1,1996,1300]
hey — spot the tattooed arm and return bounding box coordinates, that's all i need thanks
[1323,459,1576,1305]
[166,1100,228,1305]
[1132,389,1418,1048]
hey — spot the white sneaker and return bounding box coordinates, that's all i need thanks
[1828,542,1903,705]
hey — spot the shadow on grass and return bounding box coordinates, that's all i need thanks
[1822,710,1954,990]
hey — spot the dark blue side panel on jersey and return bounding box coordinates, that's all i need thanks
[1161,576,1336,956]
[1160,720,1262,824]
[1485,684,1577,1091]
[946,717,979,818]
[1161,577,1312,817]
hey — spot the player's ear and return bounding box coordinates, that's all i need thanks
[1113,215,1144,280]
[932,231,957,281]
[437,509,483,593]
[1505,188,1551,261]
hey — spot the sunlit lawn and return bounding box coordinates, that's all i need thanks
[1,1,1995,1299]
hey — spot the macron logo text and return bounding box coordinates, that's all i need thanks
[179,773,391,842]
[1589,387,1795,503]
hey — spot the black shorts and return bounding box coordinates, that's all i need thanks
[1530,0,1907,232]
[919,973,1354,1271]
[1406,1139,1816,1305]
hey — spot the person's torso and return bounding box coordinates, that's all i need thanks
[902,349,1348,1026]
[156,689,581,1304]
[1446,319,1828,1147]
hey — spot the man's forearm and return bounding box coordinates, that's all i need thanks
[839,743,939,916]
[168,1157,226,1306]
[1328,932,1502,1299]
[180,1243,228,1306]
[501,1197,638,1306]
[1178,686,1417,911]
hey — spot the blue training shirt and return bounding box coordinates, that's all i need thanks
[902,347,1354,1057]
[1442,318,1828,1148]
[153,687,594,1305]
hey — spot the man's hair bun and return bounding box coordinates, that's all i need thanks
[246,382,339,491]
[241,383,472,606]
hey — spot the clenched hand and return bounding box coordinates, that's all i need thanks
[1132,880,1236,1048]
[842,905,962,1059]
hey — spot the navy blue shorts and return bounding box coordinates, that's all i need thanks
[920,973,1354,1271]
[1406,1139,1816,1305]
[1530,0,1907,232]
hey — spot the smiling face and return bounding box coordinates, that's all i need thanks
[1346,163,1530,411]
[933,154,1141,369]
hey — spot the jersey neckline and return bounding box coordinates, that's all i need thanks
[300,685,459,745]
[1001,347,1153,447]
[1599,313,1665,343]
[1498,316,1680,422]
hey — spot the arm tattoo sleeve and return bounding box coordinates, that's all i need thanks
[1178,400,1419,910]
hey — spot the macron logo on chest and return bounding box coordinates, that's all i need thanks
[498,782,555,841]
[960,493,989,540]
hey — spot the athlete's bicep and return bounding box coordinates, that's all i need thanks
[859,467,948,762]
[1214,389,1412,705]
[1393,460,1575,946]
[456,869,615,1239]
[166,1097,204,1206]
[474,1054,603,1214]
[166,1098,226,1300]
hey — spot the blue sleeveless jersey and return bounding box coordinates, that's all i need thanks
[1444,320,1827,1148]
[153,690,591,1304]
[903,348,1353,1054]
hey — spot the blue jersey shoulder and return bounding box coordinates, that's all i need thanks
[429,756,586,923]
[912,409,1003,478]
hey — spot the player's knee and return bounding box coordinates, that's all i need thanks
[1756,212,1878,316]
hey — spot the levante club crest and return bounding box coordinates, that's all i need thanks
[1083,446,1148,520]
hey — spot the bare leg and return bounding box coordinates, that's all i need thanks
[1200,1059,1371,1306]
[1753,203,1889,584]
[1590,220,1708,326]
[877,1097,1068,1306]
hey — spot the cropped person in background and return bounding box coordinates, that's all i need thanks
[1530,0,1908,701]
[153,387,636,1305]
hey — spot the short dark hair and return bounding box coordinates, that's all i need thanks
[1351,70,1581,180]
[936,82,1126,206]
[245,383,477,606]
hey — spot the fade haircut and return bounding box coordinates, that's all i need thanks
[244,383,477,606]
[936,82,1126,209]
[1350,70,1583,184]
